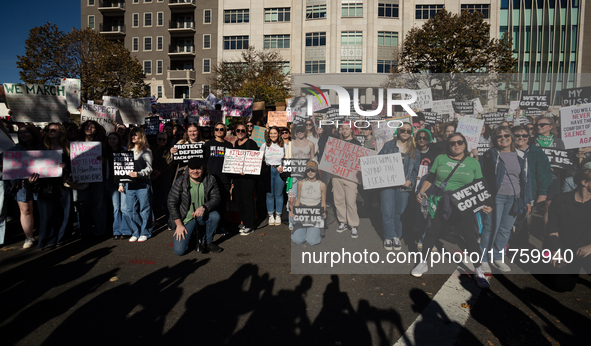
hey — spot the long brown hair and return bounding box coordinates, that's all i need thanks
[128,127,150,152]
[179,123,203,143]
[265,126,284,147]
[43,123,70,155]
[445,132,470,157]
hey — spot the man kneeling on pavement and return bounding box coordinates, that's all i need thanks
[169,157,222,255]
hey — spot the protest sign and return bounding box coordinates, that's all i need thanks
[559,103,591,149]
[70,142,103,183]
[172,143,204,164]
[520,94,548,109]
[372,115,411,153]
[293,206,325,229]
[221,149,263,175]
[286,93,330,113]
[103,96,151,124]
[356,135,366,147]
[60,78,81,113]
[282,158,309,178]
[471,98,484,114]
[0,130,14,154]
[481,112,507,126]
[112,152,135,183]
[157,103,185,119]
[541,148,575,171]
[359,153,405,190]
[431,99,455,117]
[3,150,63,179]
[184,99,207,116]
[81,104,118,132]
[198,110,223,126]
[450,179,493,214]
[319,137,376,183]
[525,108,543,118]
[251,125,266,147]
[477,142,490,156]
[144,117,160,136]
[407,88,433,110]
[206,93,220,106]
[222,97,253,117]
[452,101,474,115]
[268,111,288,127]
[187,114,199,124]
[3,83,69,123]
[456,116,484,151]
[0,85,5,103]
[562,86,591,107]
[422,112,441,125]
[325,107,344,122]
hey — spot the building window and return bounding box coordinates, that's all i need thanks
[306,4,327,19]
[144,0,152,2]
[265,8,291,22]
[204,9,212,24]
[132,37,139,51]
[144,37,152,51]
[133,13,139,27]
[88,0,95,5]
[305,60,326,73]
[224,9,249,23]
[342,1,363,17]
[306,32,326,46]
[203,34,211,49]
[144,13,152,27]
[224,36,249,50]
[378,3,399,18]
[157,86,163,98]
[264,35,290,49]
[377,60,396,73]
[461,4,490,19]
[203,58,211,73]
[341,31,362,46]
[415,5,444,20]
[202,85,210,98]
[157,12,164,26]
[281,62,290,75]
[88,15,95,29]
[144,61,152,75]
[378,32,398,46]
[157,36,163,50]
[341,60,362,73]
[157,60,163,74]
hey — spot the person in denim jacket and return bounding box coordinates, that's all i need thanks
[378,122,420,251]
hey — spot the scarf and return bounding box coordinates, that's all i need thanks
[536,135,554,147]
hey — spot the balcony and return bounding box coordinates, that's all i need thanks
[167,69,196,81]
[99,23,126,36]
[98,1,125,12]
[169,0,195,10]
[168,20,195,34]
[168,44,195,56]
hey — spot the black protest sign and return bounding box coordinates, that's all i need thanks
[422,112,441,125]
[452,101,474,115]
[481,112,507,126]
[524,108,542,118]
[519,94,548,109]
[477,143,489,156]
[144,117,160,136]
[282,158,309,178]
[293,206,325,229]
[562,86,591,107]
[450,179,493,214]
[172,143,204,164]
[356,135,366,146]
[325,107,345,122]
[113,152,135,183]
[541,148,575,171]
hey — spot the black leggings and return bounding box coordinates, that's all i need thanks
[234,178,256,229]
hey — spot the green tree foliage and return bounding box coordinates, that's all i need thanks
[208,46,291,104]
[17,23,149,102]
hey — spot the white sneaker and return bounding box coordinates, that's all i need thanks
[129,236,138,242]
[350,227,358,238]
[239,223,246,231]
[240,228,253,236]
[411,262,428,277]
[138,236,148,242]
[337,223,348,233]
[417,241,423,251]
[274,215,282,226]
[493,260,511,272]
[23,237,35,249]
[474,266,490,289]
[480,262,491,273]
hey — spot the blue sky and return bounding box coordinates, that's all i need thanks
[0,0,80,84]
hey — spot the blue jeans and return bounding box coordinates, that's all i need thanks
[173,211,221,256]
[124,182,153,238]
[291,227,321,246]
[481,194,519,262]
[380,188,410,239]
[109,182,130,236]
[266,167,285,215]
[77,182,107,236]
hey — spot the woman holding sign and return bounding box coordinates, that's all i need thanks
[260,126,286,226]
[233,123,260,235]
[413,133,492,289]
[170,123,204,181]
[291,161,326,246]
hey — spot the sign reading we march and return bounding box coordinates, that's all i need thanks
[3,83,69,123]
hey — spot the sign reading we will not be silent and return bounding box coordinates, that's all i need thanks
[70,142,103,183]
[319,137,376,183]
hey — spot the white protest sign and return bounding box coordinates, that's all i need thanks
[3,150,63,179]
[103,96,151,125]
[359,153,405,190]
[431,99,455,117]
[267,111,288,127]
[559,103,591,149]
[70,142,103,183]
[509,100,520,121]
[81,104,118,132]
[372,115,411,153]
[3,83,69,123]
[222,97,253,117]
[319,137,376,183]
[470,98,484,114]
[60,78,81,113]
[456,116,484,152]
[407,89,433,110]
[221,149,263,175]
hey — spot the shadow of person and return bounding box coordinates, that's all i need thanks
[357,299,408,346]
[310,275,372,346]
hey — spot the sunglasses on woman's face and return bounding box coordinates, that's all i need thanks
[449,140,465,147]
[306,123,313,126]
[282,131,289,134]
[215,128,225,132]
[157,138,167,142]
[417,136,428,141]
[247,124,254,128]
[236,129,246,133]
[514,134,528,138]
[496,134,511,139]
[398,129,412,134]
[536,123,550,127]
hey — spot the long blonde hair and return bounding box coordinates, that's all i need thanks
[128,127,149,152]
[43,123,70,155]
[395,122,417,159]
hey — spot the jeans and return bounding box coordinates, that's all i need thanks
[266,167,285,215]
[481,194,519,262]
[124,182,153,238]
[0,180,6,245]
[291,227,321,246]
[173,211,221,256]
[77,182,107,236]
[108,182,130,236]
[37,188,71,249]
[380,188,410,239]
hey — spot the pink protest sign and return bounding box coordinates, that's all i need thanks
[3,150,63,179]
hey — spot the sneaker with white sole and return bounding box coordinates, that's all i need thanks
[473,266,490,289]
[138,236,148,242]
[129,236,138,242]
[383,239,393,251]
[417,241,423,251]
[480,262,491,273]
[393,237,402,251]
[23,237,35,249]
[268,216,275,226]
[411,262,428,277]
[274,215,282,226]
[239,223,246,231]
[240,228,253,236]
[337,223,348,233]
[350,227,358,238]
[493,260,511,272]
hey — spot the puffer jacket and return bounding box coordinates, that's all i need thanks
[167,167,220,230]
[378,139,421,191]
